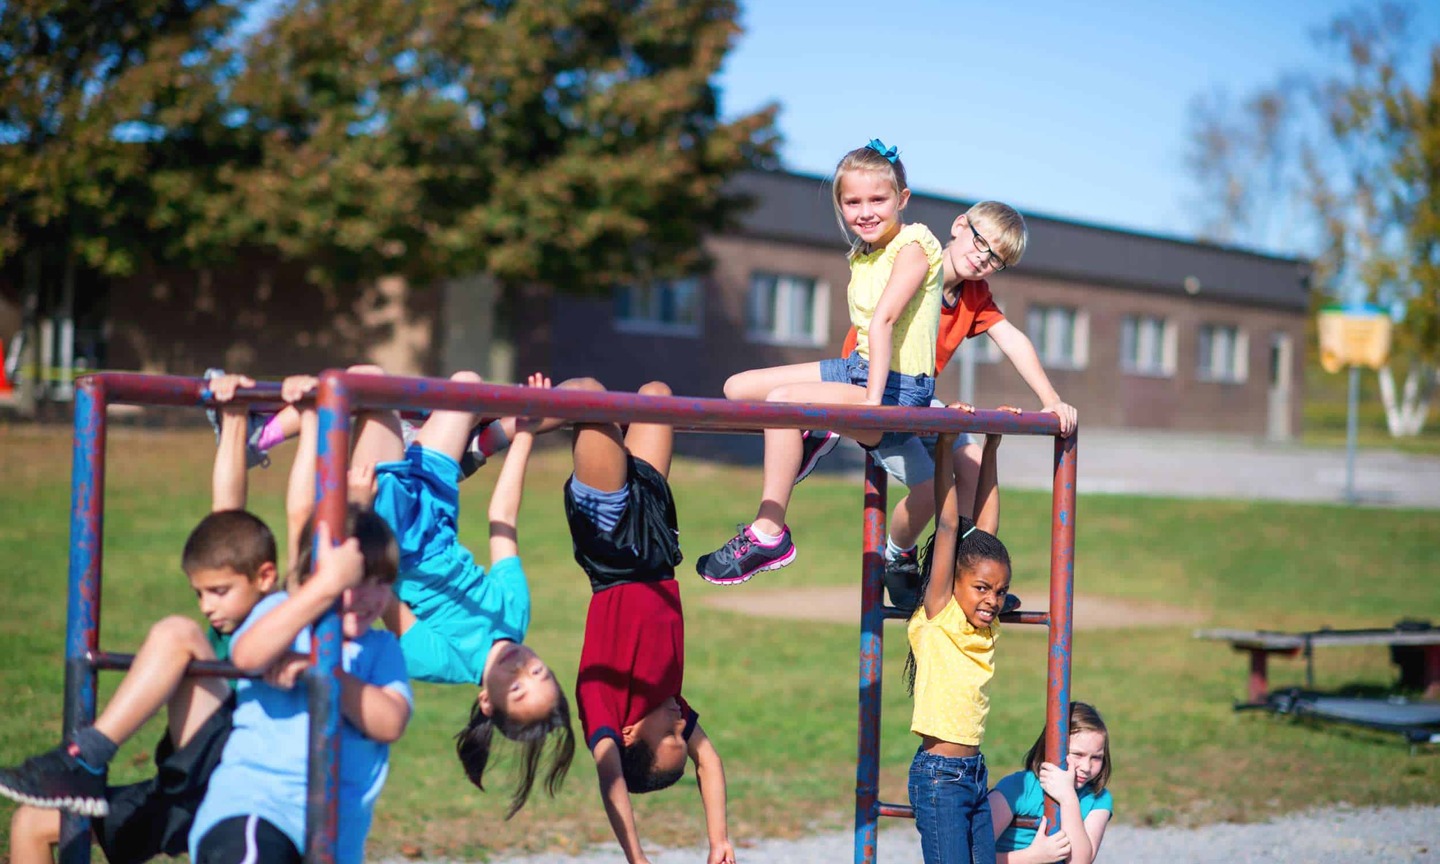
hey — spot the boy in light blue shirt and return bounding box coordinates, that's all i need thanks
[189,510,411,864]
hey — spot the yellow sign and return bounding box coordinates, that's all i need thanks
[1318,307,1392,373]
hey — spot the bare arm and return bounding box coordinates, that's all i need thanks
[688,724,735,864]
[924,427,961,618]
[209,373,255,512]
[987,320,1076,435]
[285,407,319,572]
[592,738,651,864]
[1082,809,1112,863]
[487,427,533,563]
[864,242,930,404]
[231,528,363,674]
[991,789,1072,864]
[974,434,1001,536]
[337,670,411,743]
[1039,762,1092,864]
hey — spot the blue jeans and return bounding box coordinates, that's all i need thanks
[908,748,995,864]
[817,352,935,449]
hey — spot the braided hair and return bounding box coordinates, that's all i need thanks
[904,515,1011,694]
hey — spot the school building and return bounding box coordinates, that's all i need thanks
[0,169,1310,439]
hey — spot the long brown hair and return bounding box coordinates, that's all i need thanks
[1023,701,1111,795]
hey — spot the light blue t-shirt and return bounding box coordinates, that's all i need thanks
[188,592,413,864]
[993,769,1114,854]
[371,445,532,684]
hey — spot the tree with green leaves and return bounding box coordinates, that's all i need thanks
[1185,2,1439,436]
[219,0,778,367]
[0,0,248,410]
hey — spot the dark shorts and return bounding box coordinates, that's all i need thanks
[96,692,235,864]
[194,814,302,864]
[565,455,683,593]
[818,352,935,449]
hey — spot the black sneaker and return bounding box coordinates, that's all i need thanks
[883,547,922,613]
[795,429,840,485]
[697,525,797,585]
[0,744,108,816]
[1002,593,1022,615]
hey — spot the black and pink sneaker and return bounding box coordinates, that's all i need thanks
[697,525,797,585]
[0,744,107,816]
[795,430,840,485]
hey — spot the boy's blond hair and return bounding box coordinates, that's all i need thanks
[966,201,1028,268]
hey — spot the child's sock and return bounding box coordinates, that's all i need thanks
[474,419,511,457]
[748,524,784,545]
[885,536,915,562]
[255,414,288,451]
[69,726,117,769]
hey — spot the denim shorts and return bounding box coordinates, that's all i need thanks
[817,352,935,449]
[908,748,994,864]
[870,399,979,487]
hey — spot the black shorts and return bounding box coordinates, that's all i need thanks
[95,692,235,864]
[194,814,302,864]
[565,455,683,593]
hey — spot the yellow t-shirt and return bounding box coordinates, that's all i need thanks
[907,596,998,746]
[848,222,944,376]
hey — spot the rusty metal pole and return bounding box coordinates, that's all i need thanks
[855,458,888,864]
[1042,431,1078,831]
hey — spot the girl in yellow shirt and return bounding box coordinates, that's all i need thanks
[698,139,943,586]
[904,415,1013,864]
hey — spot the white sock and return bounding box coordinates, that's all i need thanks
[886,536,915,561]
[748,524,783,545]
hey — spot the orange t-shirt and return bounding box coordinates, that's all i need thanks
[841,280,1005,375]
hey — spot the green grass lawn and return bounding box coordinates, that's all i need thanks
[1,424,1438,861]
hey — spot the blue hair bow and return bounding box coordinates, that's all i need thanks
[866,138,898,163]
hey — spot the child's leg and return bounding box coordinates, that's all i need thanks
[9,805,59,864]
[561,378,629,492]
[723,361,825,401]
[753,380,871,535]
[621,381,675,480]
[93,616,228,752]
[411,371,485,463]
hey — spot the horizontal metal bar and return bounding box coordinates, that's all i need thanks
[321,371,1063,438]
[89,651,258,679]
[882,606,1050,627]
[878,802,914,819]
[77,373,298,411]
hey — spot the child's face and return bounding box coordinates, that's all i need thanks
[839,170,910,247]
[625,697,688,777]
[482,642,561,727]
[954,558,1011,629]
[946,214,1006,281]
[1068,730,1106,788]
[189,565,273,634]
[341,583,392,638]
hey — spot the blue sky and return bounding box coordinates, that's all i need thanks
[715,1,1439,255]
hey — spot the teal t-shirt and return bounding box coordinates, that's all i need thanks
[206,627,231,664]
[993,769,1114,854]
[398,555,530,684]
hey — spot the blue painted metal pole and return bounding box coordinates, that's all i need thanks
[305,373,351,864]
[61,376,106,864]
[854,459,888,864]
[1042,432,1078,831]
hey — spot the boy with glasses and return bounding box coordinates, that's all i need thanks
[798,201,1077,612]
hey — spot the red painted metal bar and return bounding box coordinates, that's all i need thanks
[89,651,257,678]
[1042,432,1079,832]
[60,376,106,864]
[854,459,887,864]
[306,372,353,864]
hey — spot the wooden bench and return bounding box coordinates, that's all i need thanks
[1195,626,1440,705]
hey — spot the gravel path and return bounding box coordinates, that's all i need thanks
[380,804,1440,863]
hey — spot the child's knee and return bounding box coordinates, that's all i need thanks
[722,372,750,400]
[348,364,386,376]
[11,804,59,844]
[149,614,208,650]
[449,370,483,385]
[559,376,605,392]
[637,380,671,398]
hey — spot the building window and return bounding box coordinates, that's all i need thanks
[747,272,828,346]
[1197,323,1248,383]
[1120,314,1176,377]
[613,278,701,336]
[1026,304,1088,369]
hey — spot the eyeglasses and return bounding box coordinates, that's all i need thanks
[968,223,1008,272]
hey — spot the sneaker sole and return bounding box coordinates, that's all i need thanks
[795,435,841,485]
[699,546,798,586]
[0,782,108,817]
